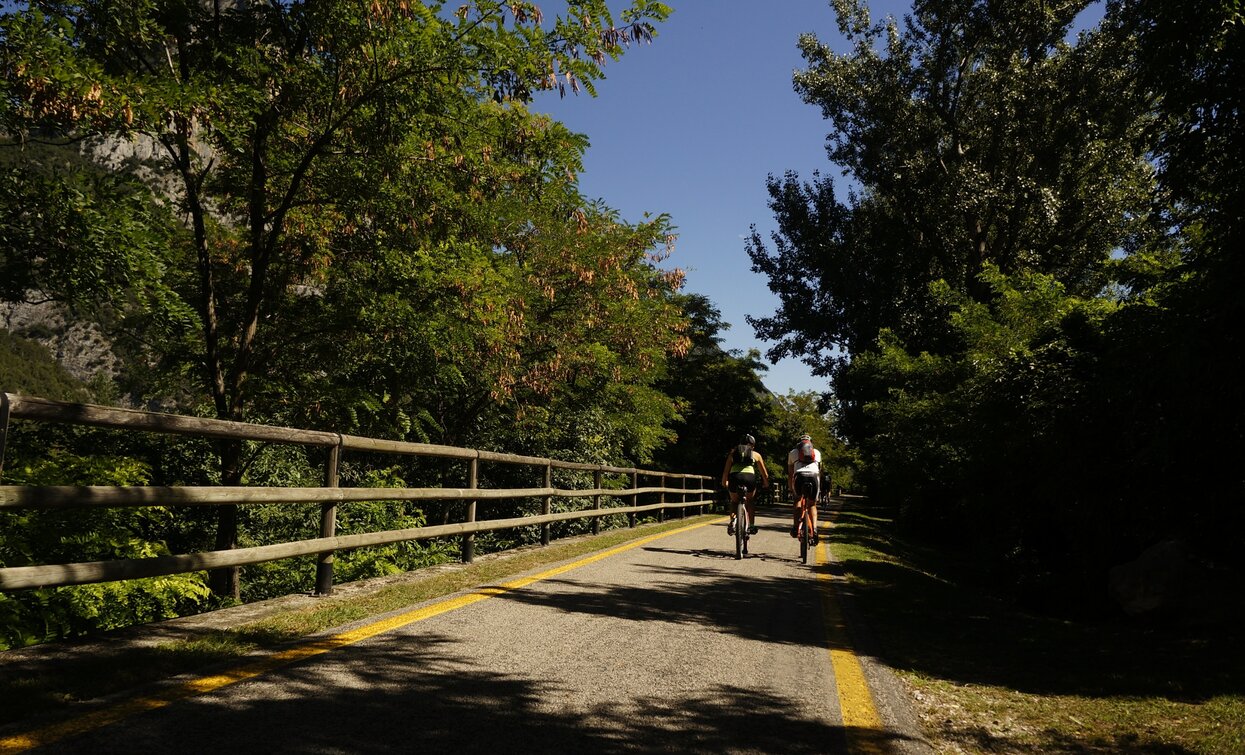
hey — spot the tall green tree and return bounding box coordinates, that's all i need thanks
[1,0,674,596]
[747,0,1155,519]
[765,389,858,493]
[652,294,777,482]
[748,0,1156,374]
[745,0,1205,610]
[1087,0,1245,572]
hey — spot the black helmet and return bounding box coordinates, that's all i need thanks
[739,433,755,446]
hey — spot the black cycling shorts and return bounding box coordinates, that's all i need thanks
[728,472,757,494]
[795,474,819,504]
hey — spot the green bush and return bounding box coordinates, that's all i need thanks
[0,329,88,402]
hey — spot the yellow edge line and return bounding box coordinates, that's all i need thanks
[1,519,715,754]
[814,507,885,751]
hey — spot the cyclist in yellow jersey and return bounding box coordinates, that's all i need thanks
[720,434,770,536]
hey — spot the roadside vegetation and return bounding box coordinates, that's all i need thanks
[829,498,1245,754]
[749,0,1243,619]
[0,331,88,402]
[3,2,1241,749]
[0,1,849,648]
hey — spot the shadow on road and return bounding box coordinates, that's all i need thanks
[493,566,835,649]
[37,632,918,755]
[483,537,848,653]
[642,546,796,566]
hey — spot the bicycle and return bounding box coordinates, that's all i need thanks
[792,476,819,564]
[795,494,816,564]
[728,480,754,559]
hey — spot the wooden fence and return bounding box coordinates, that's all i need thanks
[0,393,713,594]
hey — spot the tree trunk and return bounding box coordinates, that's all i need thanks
[207,437,243,599]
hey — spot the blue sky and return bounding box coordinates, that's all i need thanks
[536,0,913,396]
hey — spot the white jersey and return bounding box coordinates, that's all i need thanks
[788,446,821,477]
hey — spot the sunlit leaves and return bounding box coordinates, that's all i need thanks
[746,0,1239,608]
[1,1,684,612]
[753,0,1156,375]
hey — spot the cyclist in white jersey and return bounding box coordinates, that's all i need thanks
[787,433,821,543]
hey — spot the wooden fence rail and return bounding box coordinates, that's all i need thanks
[0,393,713,594]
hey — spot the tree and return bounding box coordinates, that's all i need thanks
[747,0,1158,494]
[1089,0,1245,573]
[651,294,777,482]
[746,0,1199,611]
[1,0,674,597]
[0,140,179,310]
[766,389,858,493]
[748,0,1156,376]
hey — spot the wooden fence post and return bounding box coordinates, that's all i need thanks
[314,443,340,596]
[592,468,602,536]
[462,457,478,563]
[658,473,665,523]
[542,463,552,546]
[680,476,687,519]
[0,392,10,478]
[629,470,638,528]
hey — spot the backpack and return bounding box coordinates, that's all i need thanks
[797,439,815,463]
[736,444,753,463]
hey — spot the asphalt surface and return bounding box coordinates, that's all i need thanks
[10,504,929,754]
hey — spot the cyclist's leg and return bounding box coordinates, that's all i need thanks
[806,477,820,542]
[792,482,803,533]
[728,473,745,519]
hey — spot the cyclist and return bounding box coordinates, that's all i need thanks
[721,433,770,536]
[787,433,821,544]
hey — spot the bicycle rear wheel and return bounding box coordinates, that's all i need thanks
[735,500,745,560]
[801,505,811,565]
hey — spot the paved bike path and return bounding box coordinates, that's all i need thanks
[5,506,926,754]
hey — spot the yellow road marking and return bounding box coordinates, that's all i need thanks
[815,509,886,753]
[0,519,715,754]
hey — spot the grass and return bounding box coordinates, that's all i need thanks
[0,514,717,730]
[826,499,1245,754]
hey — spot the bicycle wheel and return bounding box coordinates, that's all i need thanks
[799,518,808,564]
[735,500,745,560]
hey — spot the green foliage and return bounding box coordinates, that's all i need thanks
[651,294,778,483]
[1,0,690,601]
[748,0,1156,371]
[0,435,217,649]
[226,444,456,600]
[0,577,213,651]
[751,0,1244,613]
[0,329,88,401]
[1,0,676,431]
[0,145,180,310]
[0,0,687,463]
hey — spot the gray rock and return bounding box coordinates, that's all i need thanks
[1,300,119,383]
